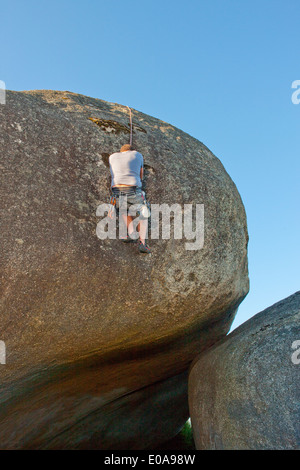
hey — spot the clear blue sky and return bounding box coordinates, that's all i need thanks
[1,0,299,330]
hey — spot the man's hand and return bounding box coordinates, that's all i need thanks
[108,196,116,219]
[108,207,115,219]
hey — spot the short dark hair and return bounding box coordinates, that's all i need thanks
[120,144,133,152]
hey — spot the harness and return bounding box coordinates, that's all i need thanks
[112,186,138,197]
[108,186,150,219]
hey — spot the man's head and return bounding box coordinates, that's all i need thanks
[120,144,133,152]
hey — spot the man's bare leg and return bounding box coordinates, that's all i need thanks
[123,215,148,243]
[137,219,148,244]
[121,214,134,238]
[122,213,150,252]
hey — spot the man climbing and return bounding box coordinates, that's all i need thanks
[109,144,151,254]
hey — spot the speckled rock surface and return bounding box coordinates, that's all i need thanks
[189,291,300,450]
[0,90,249,449]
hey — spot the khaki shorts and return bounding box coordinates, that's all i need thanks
[113,188,148,219]
[116,188,144,209]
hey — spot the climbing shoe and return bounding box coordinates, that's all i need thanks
[120,235,135,243]
[138,241,151,254]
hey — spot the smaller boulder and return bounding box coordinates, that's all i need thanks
[188,291,300,450]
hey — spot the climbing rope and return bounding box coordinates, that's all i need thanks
[127,106,133,146]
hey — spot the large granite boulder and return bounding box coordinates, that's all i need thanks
[0,90,249,449]
[189,291,300,450]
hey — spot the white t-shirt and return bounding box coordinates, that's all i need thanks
[109,150,143,187]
